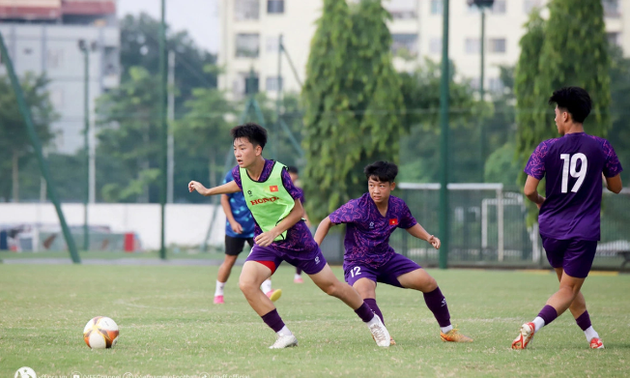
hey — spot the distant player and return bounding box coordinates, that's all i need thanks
[213,169,281,304]
[314,161,473,345]
[287,166,311,283]
[512,86,623,350]
[189,123,391,348]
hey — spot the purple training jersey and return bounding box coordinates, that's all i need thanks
[524,133,623,241]
[329,193,417,268]
[231,159,317,254]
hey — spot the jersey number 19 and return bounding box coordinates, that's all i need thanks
[560,153,588,193]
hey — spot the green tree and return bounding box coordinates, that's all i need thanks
[607,44,630,184]
[119,13,217,111]
[302,0,403,219]
[95,67,161,203]
[0,73,57,202]
[397,59,477,183]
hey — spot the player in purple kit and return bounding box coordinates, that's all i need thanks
[315,161,473,344]
[287,166,311,283]
[512,87,623,350]
[188,123,391,349]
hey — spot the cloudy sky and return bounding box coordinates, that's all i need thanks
[117,0,219,53]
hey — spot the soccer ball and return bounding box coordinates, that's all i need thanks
[83,316,119,349]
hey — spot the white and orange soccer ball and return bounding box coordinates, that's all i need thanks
[83,316,119,349]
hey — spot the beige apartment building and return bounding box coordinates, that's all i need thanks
[219,0,630,98]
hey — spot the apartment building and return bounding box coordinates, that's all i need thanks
[219,0,629,98]
[0,0,120,154]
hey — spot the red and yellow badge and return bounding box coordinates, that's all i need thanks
[269,185,279,192]
[389,218,398,226]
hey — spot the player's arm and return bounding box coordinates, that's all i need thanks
[405,223,440,249]
[188,180,240,196]
[603,173,623,194]
[524,175,545,209]
[313,216,334,246]
[254,199,305,247]
[302,208,312,228]
[220,194,243,234]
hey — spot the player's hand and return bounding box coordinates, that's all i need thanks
[427,235,441,249]
[230,221,243,234]
[188,180,207,195]
[255,231,278,247]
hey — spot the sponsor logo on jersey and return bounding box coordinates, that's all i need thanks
[250,196,281,206]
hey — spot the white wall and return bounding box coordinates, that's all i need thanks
[0,203,226,250]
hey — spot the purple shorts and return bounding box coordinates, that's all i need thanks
[246,244,327,275]
[542,237,598,279]
[343,253,422,287]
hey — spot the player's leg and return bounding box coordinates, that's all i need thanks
[553,268,603,348]
[214,236,245,304]
[294,267,304,283]
[396,262,472,342]
[239,246,295,348]
[288,250,390,347]
[512,238,596,349]
[351,275,396,345]
[248,238,281,301]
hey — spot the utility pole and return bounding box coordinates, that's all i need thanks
[439,0,450,269]
[167,50,175,204]
[78,39,95,251]
[159,0,168,259]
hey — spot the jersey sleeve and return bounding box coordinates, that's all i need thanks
[280,167,302,200]
[329,200,361,225]
[230,166,242,191]
[602,140,623,178]
[398,201,418,229]
[524,140,551,180]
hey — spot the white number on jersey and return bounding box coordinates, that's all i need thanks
[560,153,588,193]
[350,266,362,278]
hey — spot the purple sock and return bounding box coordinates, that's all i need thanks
[537,305,558,326]
[575,310,592,331]
[261,309,285,333]
[354,302,375,323]
[364,298,384,325]
[423,287,451,328]
[296,268,302,275]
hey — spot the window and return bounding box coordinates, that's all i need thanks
[488,77,504,93]
[235,0,259,21]
[603,0,620,18]
[266,76,283,91]
[465,38,480,54]
[385,0,417,19]
[430,0,443,15]
[523,0,542,14]
[491,0,506,14]
[50,88,64,109]
[489,38,506,53]
[429,37,442,54]
[607,32,620,46]
[47,49,64,69]
[235,33,260,58]
[267,0,284,14]
[391,34,418,58]
[266,36,280,53]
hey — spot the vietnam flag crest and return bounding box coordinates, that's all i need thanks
[269,185,279,192]
[389,218,398,226]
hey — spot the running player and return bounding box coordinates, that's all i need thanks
[189,123,391,348]
[512,86,623,350]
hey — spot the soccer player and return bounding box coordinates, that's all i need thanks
[314,161,473,345]
[287,166,311,283]
[512,86,623,350]
[214,169,281,304]
[189,123,391,349]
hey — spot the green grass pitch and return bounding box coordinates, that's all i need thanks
[1,262,629,377]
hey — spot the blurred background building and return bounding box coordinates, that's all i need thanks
[0,0,120,154]
[219,0,630,98]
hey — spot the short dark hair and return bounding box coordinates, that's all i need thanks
[231,123,267,149]
[364,161,398,183]
[287,166,299,174]
[548,87,592,123]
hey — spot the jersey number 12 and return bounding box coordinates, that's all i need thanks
[560,153,588,193]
